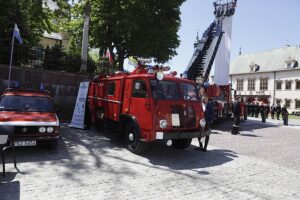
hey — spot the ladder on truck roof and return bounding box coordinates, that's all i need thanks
[184,0,237,84]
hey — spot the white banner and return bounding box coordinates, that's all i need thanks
[214,16,233,85]
[70,81,89,129]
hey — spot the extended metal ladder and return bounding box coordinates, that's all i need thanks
[184,0,237,84]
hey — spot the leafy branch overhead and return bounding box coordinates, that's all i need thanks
[69,0,185,70]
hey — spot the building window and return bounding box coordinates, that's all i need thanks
[285,81,292,90]
[296,100,300,109]
[276,81,282,90]
[296,81,300,89]
[236,80,243,91]
[285,100,291,108]
[260,79,268,91]
[247,79,255,91]
[286,62,292,68]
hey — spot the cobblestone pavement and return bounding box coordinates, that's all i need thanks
[1,121,300,200]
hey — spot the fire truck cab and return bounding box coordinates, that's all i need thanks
[88,64,210,154]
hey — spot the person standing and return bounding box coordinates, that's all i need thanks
[195,96,214,152]
[271,104,275,119]
[254,102,259,118]
[232,96,241,135]
[260,103,266,122]
[265,103,270,119]
[282,105,289,125]
[250,103,254,117]
[276,103,282,120]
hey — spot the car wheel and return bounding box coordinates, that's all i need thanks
[125,122,147,154]
[172,139,192,149]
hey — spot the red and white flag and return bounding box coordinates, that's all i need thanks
[106,49,113,63]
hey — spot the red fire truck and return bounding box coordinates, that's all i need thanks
[206,84,232,119]
[87,63,210,154]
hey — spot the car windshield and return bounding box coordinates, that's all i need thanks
[180,83,199,101]
[150,80,179,100]
[0,95,54,112]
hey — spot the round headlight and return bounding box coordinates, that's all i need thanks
[159,119,168,129]
[47,127,54,133]
[199,119,206,128]
[39,127,46,133]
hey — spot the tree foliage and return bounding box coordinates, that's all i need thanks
[68,0,185,71]
[0,0,69,63]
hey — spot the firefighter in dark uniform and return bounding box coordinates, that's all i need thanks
[265,103,270,119]
[282,105,288,125]
[271,104,276,119]
[260,103,266,122]
[276,104,282,120]
[254,102,259,118]
[250,103,254,117]
[232,97,241,135]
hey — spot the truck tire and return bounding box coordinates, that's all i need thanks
[172,139,192,149]
[95,108,105,130]
[125,122,147,154]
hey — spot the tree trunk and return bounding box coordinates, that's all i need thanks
[117,50,125,71]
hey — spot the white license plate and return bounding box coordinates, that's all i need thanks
[14,141,36,147]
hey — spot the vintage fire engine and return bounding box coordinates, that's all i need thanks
[88,61,210,154]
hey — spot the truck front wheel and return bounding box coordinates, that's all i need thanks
[172,139,192,149]
[125,122,147,154]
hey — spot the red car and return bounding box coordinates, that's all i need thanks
[0,88,59,148]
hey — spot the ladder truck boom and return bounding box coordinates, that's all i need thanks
[184,0,237,121]
[184,0,237,84]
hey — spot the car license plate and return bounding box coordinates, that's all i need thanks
[14,141,36,147]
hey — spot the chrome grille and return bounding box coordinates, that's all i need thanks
[15,126,39,134]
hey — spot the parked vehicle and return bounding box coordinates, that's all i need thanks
[0,88,60,148]
[88,63,210,154]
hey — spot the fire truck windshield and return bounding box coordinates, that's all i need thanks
[150,80,179,100]
[180,83,199,101]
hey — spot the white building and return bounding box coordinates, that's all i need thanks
[230,45,300,113]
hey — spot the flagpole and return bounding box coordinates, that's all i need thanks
[8,34,15,88]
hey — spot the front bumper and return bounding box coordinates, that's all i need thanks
[156,130,211,140]
[14,135,60,141]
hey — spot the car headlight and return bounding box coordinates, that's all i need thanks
[159,119,168,129]
[47,127,54,133]
[199,119,206,128]
[39,127,46,133]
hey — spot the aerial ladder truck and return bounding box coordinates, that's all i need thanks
[184,0,237,120]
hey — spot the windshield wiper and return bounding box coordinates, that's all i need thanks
[0,107,22,112]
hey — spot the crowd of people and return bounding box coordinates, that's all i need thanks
[245,102,288,120]
[196,92,291,150]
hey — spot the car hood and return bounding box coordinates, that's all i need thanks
[0,111,59,126]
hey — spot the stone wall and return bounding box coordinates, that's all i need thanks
[0,65,91,121]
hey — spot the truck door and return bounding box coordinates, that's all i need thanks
[129,79,153,139]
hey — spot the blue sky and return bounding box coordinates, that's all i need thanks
[166,0,300,75]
